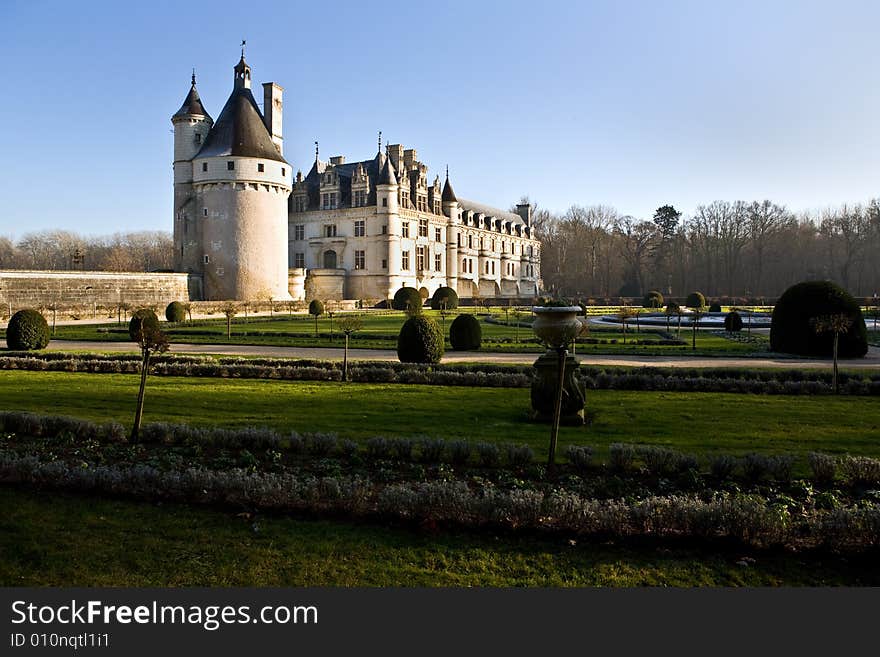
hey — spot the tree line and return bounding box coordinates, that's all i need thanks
[528,198,880,301]
[0,230,173,273]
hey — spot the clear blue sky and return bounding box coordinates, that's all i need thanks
[0,0,878,239]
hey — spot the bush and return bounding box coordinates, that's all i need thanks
[643,291,664,308]
[770,281,868,358]
[6,309,50,350]
[392,287,423,312]
[449,314,482,351]
[808,452,837,484]
[397,315,444,363]
[430,287,459,311]
[128,309,159,341]
[839,455,880,487]
[665,302,680,315]
[505,443,534,467]
[448,440,471,464]
[165,301,186,323]
[708,302,722,313]
[609,443,635,472]
[308,299,324,317]
[685,292,705,309]
[724,311,743,332]
[709,454,738,479]
[418,437,446,463]
[475,442,500,467]
[566,445,594,473]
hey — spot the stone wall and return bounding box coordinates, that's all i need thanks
[0,271,192,312]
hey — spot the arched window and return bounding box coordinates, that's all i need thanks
[323,250,337,268]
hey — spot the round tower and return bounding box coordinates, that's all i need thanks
[171,73,213,276]
[191,54,292,301]
[376,152,403,298]
[441,170,461,296]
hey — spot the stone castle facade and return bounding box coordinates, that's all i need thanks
[172,53,541,302]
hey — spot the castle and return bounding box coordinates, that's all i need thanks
[172,53,542,302]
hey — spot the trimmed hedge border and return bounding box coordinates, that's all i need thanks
[1,352,879,395]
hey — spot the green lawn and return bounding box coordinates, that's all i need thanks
[39,309,767,355]
[2,487,877,586]
[1,370,877,459]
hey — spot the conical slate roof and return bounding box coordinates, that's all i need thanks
[173,79,211,120]
[195,86,286,162]
[378,155,397,185]
[441,173,457,203]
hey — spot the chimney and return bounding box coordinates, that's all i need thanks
[262,82,283,155]
[330,156,346,165]
[387,144,404,170]
[403,148,417,171]
[516,203,532,226]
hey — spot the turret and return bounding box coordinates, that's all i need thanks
[172,73,213,274]
[376,152,402,295]
[442,169,461,293]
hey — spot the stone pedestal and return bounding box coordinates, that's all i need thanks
[530,350,586,425]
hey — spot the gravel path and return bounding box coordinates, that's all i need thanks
[45,340,880,369]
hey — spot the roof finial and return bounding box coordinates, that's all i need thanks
[378,130,382,153]
[191,68,196,86]
[446,165,449,179]
[315,140,319,163]
[241,39,246,58]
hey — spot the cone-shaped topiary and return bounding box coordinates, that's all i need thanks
[128,308,159,341]
[724,310,743,332]
[642,290,664,308]
[165,301,186,323]
[392,287,423,312]
[397,315,444,363]
[686,291,705,309]
[430,286,459,311]
[449,313,482,350]
[6,309,50,350]
[770,281,867,357]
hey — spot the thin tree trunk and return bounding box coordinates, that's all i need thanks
[227,316,231,338]
[833,332,839,394]
[343,334,349,382]
[131,350,150,442]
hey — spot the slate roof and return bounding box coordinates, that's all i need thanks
[173,81,211,120]
[458,198,524,225]
[195,86,286,163]
[441,175,457,203]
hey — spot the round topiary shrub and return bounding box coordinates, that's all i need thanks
[685,291,706,309]
[449,313,482,350]
[724,310,743,332]
[708,302,722,313]
[770,281,868,358]
[392,287,423,312]
[430,286,459,311]
[6,309,50,350]
[397,315,444,363]
[308,299,324,316]
[642,290,664,308]
[128,308,159,341]
[165,301,186,323]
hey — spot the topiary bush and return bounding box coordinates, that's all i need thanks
[643,290,664,308]
[685,292,706,309]
[165,301,186,323]
[128,308,159,341]
[392,287,423,312]
[308,299,324,316]
[397,315,444,363]
[430,286,459,311]
[770,281,868,358]
[724,310,743,332]
[449,314,482,350]
[708,302,722,313]
[6,309,50,350]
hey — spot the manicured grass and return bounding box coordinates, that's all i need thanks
[38,310,767,355]
[1,370,878,459]
[2,487,877,586]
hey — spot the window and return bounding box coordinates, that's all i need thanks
[416,246,425,271]
[382,225,388,235]
[435,253,442,271]
[382,198,388,207]
[195,133,202,144]
[467,235,473,249]
[381,259,387,269]
[354,250,365,270]
[202,162,207,172]
[354,189,366,207]
[323,250,337,268]
[433,200,440,214]
[419,218,428,237]
[257,163,265,173]
[457,234,461,247]
[402,250,410,270]
[203,255,210,264]
[400,190,410,207]
[281,167,286,176]
[491,261,495,275]
[435,227,442,242]
[295,196,306,212]
[203,208,208,217]
[294,252,305,268]
[402,222,410,238]
[354,220,365,237]
[294,224,304,241]
[324,224,337,237]
[227,161,235,170]
[492,240,496,251]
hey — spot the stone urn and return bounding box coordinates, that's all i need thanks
[530,306,586,425]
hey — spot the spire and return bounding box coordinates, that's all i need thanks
[314,140,319,164]
[234,46,251,89]
[441,166,457,203]
[172,71,211,121]
[379,154,397,185]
